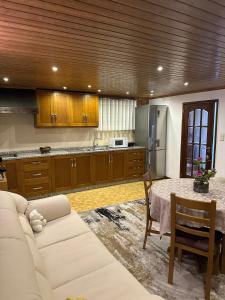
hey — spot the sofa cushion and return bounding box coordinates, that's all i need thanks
[0,235,43,300]
[26,195,71,222]
[35,211,89,249]
[40,231,115,289]
[36,272,55,300]
[54,261,162,300]
[25,235,46,276]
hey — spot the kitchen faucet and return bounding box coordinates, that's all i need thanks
[93,137,101,149]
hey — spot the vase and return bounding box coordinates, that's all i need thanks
[193,179,209,193]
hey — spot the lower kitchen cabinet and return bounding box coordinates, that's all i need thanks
[93,152,111,184]
[110,151,126,181]
[5,160,21,194]
[74,154,93,187]
[5,149,145,197]
[52,156,74,192]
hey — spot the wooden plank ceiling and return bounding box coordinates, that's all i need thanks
[1,0,225,98]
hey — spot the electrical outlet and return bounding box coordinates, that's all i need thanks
[220,134,225,141]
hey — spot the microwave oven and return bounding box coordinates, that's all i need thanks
[109,137,128,148]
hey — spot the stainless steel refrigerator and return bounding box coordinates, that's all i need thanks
[135,104,167,179]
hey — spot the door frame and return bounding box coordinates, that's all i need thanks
[180,99,218,178]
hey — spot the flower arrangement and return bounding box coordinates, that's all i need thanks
[193,157,216,193]
[193,157,216,182]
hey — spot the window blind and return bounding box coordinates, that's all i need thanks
[98,98,136,131]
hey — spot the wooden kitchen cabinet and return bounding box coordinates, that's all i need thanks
[74,154,93,187]
[110,151,126,181]
[52,153,93,192]
[52,156,74,192]
[36,90,99,127]
[20,157,52,197]
[93,152,111,184]
[36,90,71,127]
[83,94,99,127]
[4,148,145,198]
[5,160,21,194]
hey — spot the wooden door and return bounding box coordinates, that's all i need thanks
[83,94,99,127]
[93,152,111,184]
[69,93,85,126]
[111,151,126,181]
[36,90,54,127]
[52,92,70,126]
[73,154,93,187]
[52,156,73,192]
[180,100,218,178]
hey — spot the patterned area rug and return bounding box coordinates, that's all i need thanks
[79,200,225,300]
[67,181,144,212]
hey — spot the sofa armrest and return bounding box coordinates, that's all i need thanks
[26,194,71,222]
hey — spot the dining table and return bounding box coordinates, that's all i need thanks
[149,178,225,273]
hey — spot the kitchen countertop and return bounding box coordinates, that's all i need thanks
[1,146,145,161]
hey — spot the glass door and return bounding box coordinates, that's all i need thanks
[180,100,218,178]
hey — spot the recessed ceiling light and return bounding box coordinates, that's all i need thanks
[88,84,92,88]
[98,89,101,93]
[52,66,58,72]
[184,82,189,86]
[3,77,9,82]
[150,90,154,93]
[63,86,67,90]
[157,65,163,72]
[126,91,130,95]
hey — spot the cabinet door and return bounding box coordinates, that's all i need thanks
[93,152,111,184]
[111,151,126,181]
[36,90,54,127]
[52,92,71,126]
[83,94,99,127]
[5,160,22,194]
[73,154,93,187]
[69,93,85,126]
[52,156,73,192]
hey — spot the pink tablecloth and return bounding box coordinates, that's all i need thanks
[149,178,225,235]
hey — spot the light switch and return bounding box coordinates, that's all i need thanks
[220,134,225,141]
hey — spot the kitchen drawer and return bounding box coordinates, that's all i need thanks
[22,159,50,172]
[24,176,49,185]
[24,169,49,180]
[127,158,144,166]
[24,181,50,196]
[128,165,144,175]
[127,150,144,160]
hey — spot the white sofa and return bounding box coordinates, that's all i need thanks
[0,191,163,300]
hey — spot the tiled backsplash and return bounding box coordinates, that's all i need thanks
[0,114,134,152]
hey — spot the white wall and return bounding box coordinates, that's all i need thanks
[150,89,225,178]
[0,114,134,152]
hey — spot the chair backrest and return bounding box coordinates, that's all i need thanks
[143,170,152,212]
[170,193,217,255]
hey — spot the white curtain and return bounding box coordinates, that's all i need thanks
[98,98,136,131]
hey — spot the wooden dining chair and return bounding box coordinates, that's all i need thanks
[168,193,221,300]
[143,170,160,249]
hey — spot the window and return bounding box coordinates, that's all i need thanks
[98,98,136,131]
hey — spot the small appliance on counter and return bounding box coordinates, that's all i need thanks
[39,146,51,154]
[109,137,128,148]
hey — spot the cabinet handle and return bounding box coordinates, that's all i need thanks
[74,158,77,168]
[108,155,111,163]
[82,115,86,123]
[32,173,42,177]
[33,186,43,190]
[110,155,113,163]
[86,115,88,123]
[71,158,74,168]
[31,161,41,164]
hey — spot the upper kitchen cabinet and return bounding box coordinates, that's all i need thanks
[83,94,99,127]
[35,90,71,127]
[35,90,99,128]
